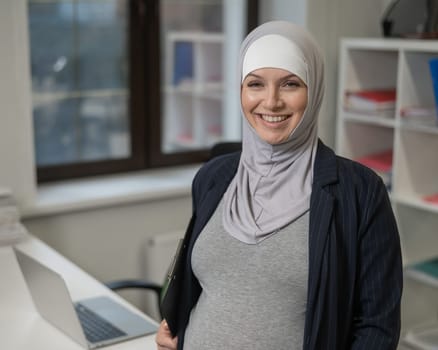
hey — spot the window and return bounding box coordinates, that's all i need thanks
[28,0,258,182]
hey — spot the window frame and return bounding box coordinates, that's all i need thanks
[36,0,258,183]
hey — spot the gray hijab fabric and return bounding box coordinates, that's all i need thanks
[222,21,325,244]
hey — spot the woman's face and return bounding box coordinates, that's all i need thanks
[241,68,308,145]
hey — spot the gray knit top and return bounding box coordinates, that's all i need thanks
[183,200,309,349]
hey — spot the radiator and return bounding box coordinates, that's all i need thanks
[142,230,184,320]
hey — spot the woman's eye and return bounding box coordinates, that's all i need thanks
[284,80,300,88]
[246,81,263,88]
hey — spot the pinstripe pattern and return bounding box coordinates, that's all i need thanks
[175,140,402,350]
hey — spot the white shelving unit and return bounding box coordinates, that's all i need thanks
[162,31,224,153]
[336,38,438,343]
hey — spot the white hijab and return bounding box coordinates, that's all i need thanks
[222,21,325,244]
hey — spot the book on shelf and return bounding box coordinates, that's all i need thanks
[400,106,438,126]
[411,257,438,279]
[401,106,436,117]
[0,187,13,207]
[423,193,438,205]
[355,150,393,190]
[173,41,194,86]
[344,88,396,115]
[355,150,393,173]
[429,57,438,111]
[0,190,29,246]
[406,256,438,287]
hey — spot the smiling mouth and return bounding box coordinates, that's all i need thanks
[259,114,290,123]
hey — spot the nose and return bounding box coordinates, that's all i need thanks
[263,86,283,110]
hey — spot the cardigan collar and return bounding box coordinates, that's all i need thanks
[312,139,338,188]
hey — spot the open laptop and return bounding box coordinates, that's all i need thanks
[13,247,158,349]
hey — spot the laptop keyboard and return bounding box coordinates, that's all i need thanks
[75,303,127,343]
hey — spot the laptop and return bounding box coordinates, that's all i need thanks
[13,247,158,349]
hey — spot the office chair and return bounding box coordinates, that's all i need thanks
[209,141,242,158]
[105,279,164,318]
[105,141,242,319]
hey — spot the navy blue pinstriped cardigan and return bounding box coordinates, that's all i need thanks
[174,140,402,350]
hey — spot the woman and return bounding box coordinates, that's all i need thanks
[156,20,403,350]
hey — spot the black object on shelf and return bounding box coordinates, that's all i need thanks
[381,0,402,37]
[381,0,438,38]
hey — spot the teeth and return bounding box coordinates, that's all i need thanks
[261,115,288,122]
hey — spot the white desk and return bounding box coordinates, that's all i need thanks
[0,235,158,349]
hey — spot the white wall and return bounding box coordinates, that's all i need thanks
[23,196,191,282]
[259,0,307,25]
[0,1,36,206]
[223,0,248,140]
[306,0,385,147]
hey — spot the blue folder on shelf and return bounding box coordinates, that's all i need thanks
[412,257,438,279]
[173,42,193,86]
[429,58,438,120]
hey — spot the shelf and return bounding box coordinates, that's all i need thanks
[405,257,438,288]
[403,321,438,350]
[164,82,223,99]
[343,111,396,128]
[396,130,438,200]
[167,31,224,43]
[32,89,128,107]
[340,46,398,93]
[163,29,226,152]
[164,131,221,153]
[342,37,438,52]
[340,122,394,162]
[394,194,438,214]
[400,120,438,135]
[337,39,438,301]
[399,52,438,110]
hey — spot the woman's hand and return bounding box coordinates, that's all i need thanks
[156,320,178,350]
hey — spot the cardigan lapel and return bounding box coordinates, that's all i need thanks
[190,153,241,244]
[304,141,338,349]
